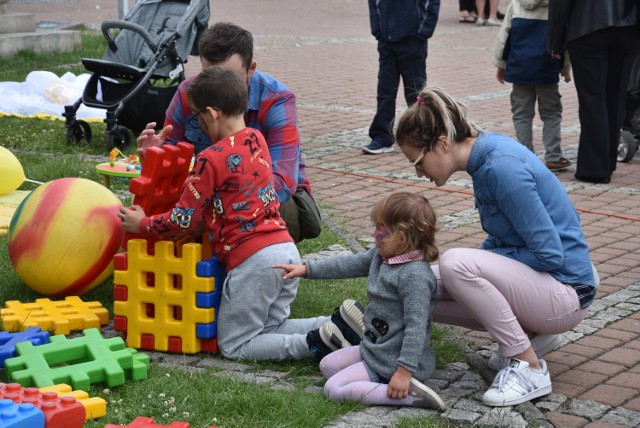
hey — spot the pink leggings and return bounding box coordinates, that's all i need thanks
[320,346,419,406]
[433,248,588,357]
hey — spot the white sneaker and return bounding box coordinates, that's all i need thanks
[409,378,446,411]
[488,334,563,370]
[482,359,552,407]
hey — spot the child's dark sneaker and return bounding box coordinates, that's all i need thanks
[307,321,351,361]
[331,299,365,345]
[409,378,447,411]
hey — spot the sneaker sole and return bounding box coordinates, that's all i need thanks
[482,383,552,407]
[362,146,394,154]
[319,322,350,351]
[340,299,365,337]
[409,378,447,410]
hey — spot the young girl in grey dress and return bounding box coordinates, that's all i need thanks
[275,192,445,410]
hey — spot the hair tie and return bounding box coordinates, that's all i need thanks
[416,95,426,105]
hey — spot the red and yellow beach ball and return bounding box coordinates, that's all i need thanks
[7,177,124,296]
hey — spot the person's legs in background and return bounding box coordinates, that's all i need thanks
[459,0,477,23]
[568,30,614,183]
[536,83,569,167]
[510,84,536,152]
[365,40,399,154]
[399,36,428,108]
[606,26,640,172]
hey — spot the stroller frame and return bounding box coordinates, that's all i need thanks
[63,0,209,150]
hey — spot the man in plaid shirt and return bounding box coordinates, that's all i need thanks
[137,22,317,242]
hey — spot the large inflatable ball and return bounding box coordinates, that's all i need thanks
[0,146,25,195]
[7,177,124,296]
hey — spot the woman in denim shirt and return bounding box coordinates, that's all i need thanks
[394,86,598,407]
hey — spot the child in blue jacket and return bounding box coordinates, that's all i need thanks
[494,0,572,170]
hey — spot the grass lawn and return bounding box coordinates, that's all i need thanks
[0,32,465,427]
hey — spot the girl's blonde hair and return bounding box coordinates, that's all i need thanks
[395,86,481,152]
[370,192,439,262]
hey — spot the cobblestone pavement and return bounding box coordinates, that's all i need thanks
[8,1,640,426]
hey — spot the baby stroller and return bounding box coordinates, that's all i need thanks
[618,51,640,163]
[63,0,210,150]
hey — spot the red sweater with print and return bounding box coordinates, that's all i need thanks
[138,127,292,270]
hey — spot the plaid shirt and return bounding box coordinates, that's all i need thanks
[163,69,311,203]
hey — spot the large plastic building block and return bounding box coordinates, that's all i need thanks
[39,394,85,428]
[113,239,222,354]
[0,382,104,422]
[39,384,106,420]
[4,328,149,391]
[122,142,194,250]
[0,399,44,428]
[0,328,50,368]
[0,296,109,335]
[105,416,219,428]
[0,384,85,428]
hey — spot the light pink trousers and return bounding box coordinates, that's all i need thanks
[320,346,418,406]
[433,248,588,357]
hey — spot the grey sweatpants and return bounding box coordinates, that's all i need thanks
[217,242,329,361]
[511,83,564,162]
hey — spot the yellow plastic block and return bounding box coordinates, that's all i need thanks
[1,296,109,335]
[114,239,215,354]
[39,384,107,420]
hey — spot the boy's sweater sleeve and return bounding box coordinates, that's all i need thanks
[306,247,377,280]
[138,157,212,240]
[493,2,514,69]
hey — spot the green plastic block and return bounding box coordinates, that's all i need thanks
[4,329,149,391]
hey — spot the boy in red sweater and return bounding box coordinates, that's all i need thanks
[119,66,362,361]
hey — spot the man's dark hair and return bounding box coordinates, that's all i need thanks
[187,66,248,117]
[198,22,254,71]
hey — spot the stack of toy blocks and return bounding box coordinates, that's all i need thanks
[0,383,86,428]
[114,141,225,354]
[113,239,224,354]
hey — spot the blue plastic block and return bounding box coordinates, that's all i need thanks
[0,399,45,428]
[0,328,50,368]
[196,322,217,340]
[195,256,225,311]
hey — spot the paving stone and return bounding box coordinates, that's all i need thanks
[563,400,611,421]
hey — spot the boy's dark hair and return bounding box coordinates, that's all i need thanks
[198,22,254,71]
[187,66,248,117]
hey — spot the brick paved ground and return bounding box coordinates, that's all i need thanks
[7,0,640,426]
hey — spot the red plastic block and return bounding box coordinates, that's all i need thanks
[40,394,85,428]
[104,416,193,427]
[122,142,194,250]
[114,253,128,270]
[0,385,84,427]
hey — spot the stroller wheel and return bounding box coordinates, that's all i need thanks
[107,125,132,151]
[617,129,637,163]
[66,120,92,145]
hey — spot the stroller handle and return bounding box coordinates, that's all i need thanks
[101,20,158,54]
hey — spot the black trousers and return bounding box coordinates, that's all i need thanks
[568,25,640,180]
[369,37,428,147]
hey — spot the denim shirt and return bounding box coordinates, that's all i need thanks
[468,132,596,289]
